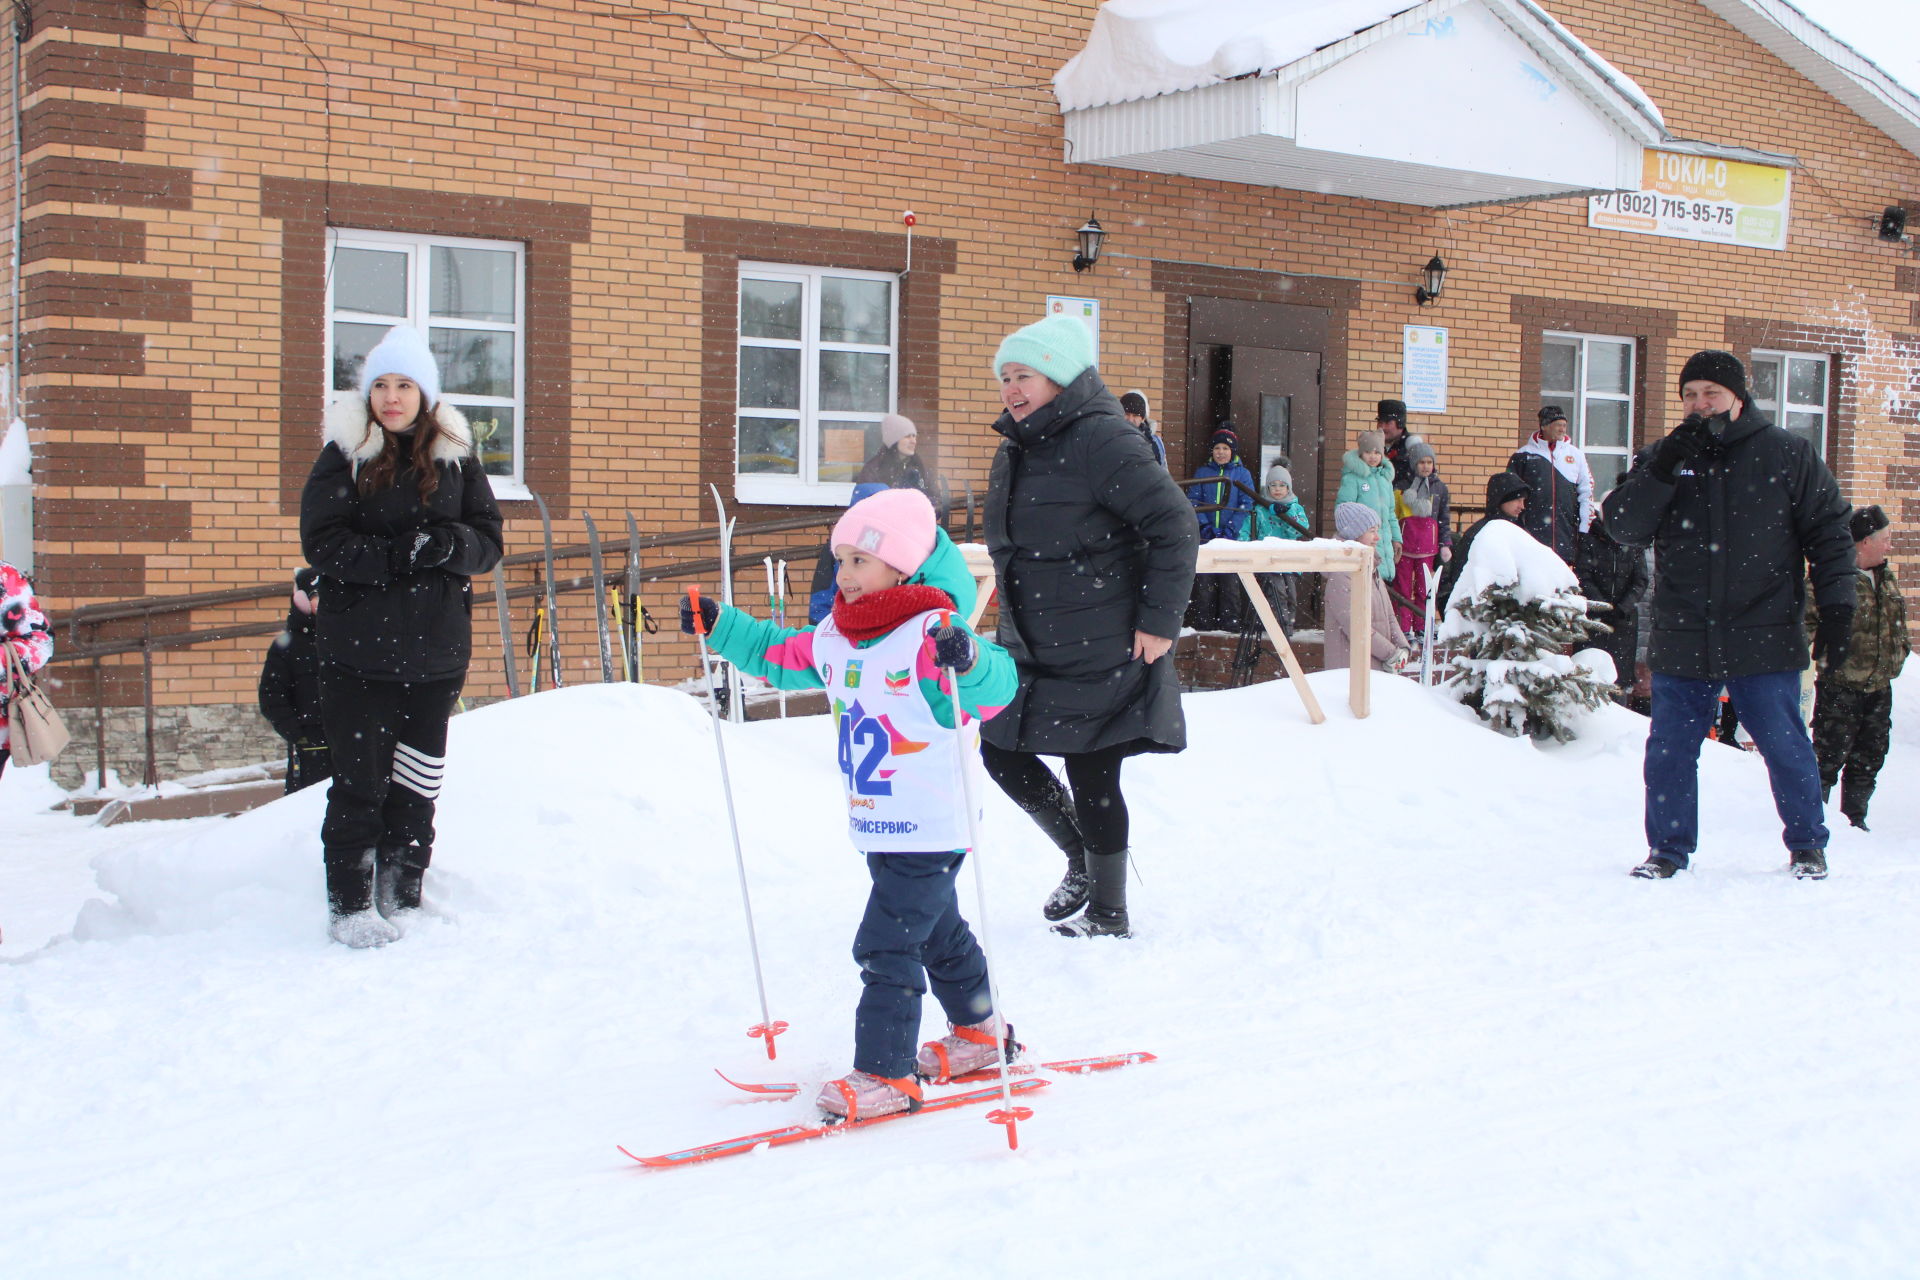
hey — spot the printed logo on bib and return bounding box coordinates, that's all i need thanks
[836,697,929,798]
[884,668,910,694]
[845,659,863,689]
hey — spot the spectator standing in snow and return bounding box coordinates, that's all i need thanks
[257,568,332,794]
[1377,399,1424,490]
[0,560,53,781]
[683,487,1019,1121]
[1435,472,1529,616]
[1185,426,1255,631]
[981,315,1198,938]
[300,326,504,947]
[1322,503,1409,673]
[1806,505,1907,831]
[1508,406,1593,564]
[1603,350,1854,881]
[854,412,944,512]
[1119,391,1168,468]
[1574,510,1647,698]
[1394,441,1452,637]
[1336,428,1400,582]
[1239,463,1309,634]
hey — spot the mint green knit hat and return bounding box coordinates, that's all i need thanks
[992,315,1096,386]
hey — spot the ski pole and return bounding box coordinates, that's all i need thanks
[777,559,791,718]
[688,585,786,1060]
[938,610,1030,1151]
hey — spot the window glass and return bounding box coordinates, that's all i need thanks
[1540,340,1577,394]
[1588,342,1631,395]
[1584,398,1630,449]
[1788,357,1826,406]
[740,346,801,410]
[331,321,390,392]
[1750,359,1780,405]
[431,328,515,398]
[738,416,800,474]
[818,351,891,412]
[334,248,407,317]
[741,279,803,341]
[818,419,881,483]
[820,277,891,345]
[1751,351,1829,458]
[465,407,516,478]
[429,246,516,323]
[1542,332,1634,499]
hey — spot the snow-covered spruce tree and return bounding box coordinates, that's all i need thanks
[1435,519,1615,742]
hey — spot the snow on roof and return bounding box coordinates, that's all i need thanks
[1055,0,1420,112]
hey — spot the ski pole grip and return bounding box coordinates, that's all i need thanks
[688,584,709,638]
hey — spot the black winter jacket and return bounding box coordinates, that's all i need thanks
[1435,472,1529,614]
[983,369,1199,756]
[258,597,324,743]
[1575,524,1648,676]
[1601,408,1852,680]
[300,401,506,683]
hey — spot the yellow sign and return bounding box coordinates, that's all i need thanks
[1588,150,1791,251]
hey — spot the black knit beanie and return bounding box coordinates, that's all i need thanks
[1678,350,1749,405]
[1376,399,1407,424]
[1537,404,1569,428]
[1849,504,1889,542]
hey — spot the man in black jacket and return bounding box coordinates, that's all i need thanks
[1602,351,1854,881]
[1435,471,1529,615]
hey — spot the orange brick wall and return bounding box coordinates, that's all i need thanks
[9,0,1920,736]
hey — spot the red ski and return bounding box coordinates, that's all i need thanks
[619,1077,1050,1169]
[715,1051,1155,1098]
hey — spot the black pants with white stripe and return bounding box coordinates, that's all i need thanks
[318,667,462,870]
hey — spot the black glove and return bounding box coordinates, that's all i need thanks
[389,527,456,575]
[929,624,977,672]
[1648,415,1713,482]
[679,593,721,636]
[1813,603,1854,673]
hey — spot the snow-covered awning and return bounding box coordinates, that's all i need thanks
[1056,0,1672,208]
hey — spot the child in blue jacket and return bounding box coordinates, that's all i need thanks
[682,488,1021,1122]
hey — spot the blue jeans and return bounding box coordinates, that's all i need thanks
[851,853,991,1079]
[1644,669,1827,865]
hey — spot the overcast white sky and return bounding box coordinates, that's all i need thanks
[1783,0,1920,96]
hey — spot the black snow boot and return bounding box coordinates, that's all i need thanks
[1052,850,1131,938]
[326,848,399,948]
[1789,848,1829,880]
[1022,787,1091,922]
[1629,855,1681,879]
[375,844,430,918]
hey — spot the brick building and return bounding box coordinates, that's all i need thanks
[3,0,1917,782]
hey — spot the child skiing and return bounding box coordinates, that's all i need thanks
[680,487,1021,1121]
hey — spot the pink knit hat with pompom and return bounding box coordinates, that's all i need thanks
[830,487,937,576]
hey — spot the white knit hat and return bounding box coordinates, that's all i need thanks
[357,326,442,404]
[880,413,916,447]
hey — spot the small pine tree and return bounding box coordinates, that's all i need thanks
[1436,521,1615,742]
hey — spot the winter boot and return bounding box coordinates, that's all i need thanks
[815,1071,923,1122]
[326,849,400,949]
[916,1019,1021,1083]
[1052,850,1131,938]
[1789,848,1829,880]
[1629,855,1681,879]
[375,844,430,919]
[1023,787,1091,922]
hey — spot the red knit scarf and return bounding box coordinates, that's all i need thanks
[831,583,956,643]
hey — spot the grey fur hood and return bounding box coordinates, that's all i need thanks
[323,396,474,471]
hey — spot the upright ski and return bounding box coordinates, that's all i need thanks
[624,513,644,682]
[584,511,616,683]
[709,484,741,722]
[492,562,520,698]
[530,490,564,689]
[619,1078,1050,1169]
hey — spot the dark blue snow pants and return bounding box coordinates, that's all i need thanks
[851,852,991,1079]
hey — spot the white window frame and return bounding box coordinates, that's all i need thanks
[1749,349,1830,459]
[735,262,899,506]
[1541,331,1636,496]
[325,229,529,500]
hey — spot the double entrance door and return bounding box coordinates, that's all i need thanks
[1184,298,1329,530]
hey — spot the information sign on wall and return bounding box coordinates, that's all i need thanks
[1588,150,1791,251]
[1402,325,1448,414]
[1045,295,1100,364]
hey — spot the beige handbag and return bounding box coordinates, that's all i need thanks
[4,642,69,766]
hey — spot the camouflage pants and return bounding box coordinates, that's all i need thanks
[1811,682,1892,821]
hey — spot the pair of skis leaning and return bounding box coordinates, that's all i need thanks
[619,1052,1155,1169]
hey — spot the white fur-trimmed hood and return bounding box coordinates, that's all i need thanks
[323,396,475,468]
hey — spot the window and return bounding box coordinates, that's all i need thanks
[736,263,898,504]
[327,229,527,494]
[1749,351,1829,458]
[1540,333,1635,495]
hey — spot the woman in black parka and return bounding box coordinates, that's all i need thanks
[981,316,1198,938]
[300,326,504,948]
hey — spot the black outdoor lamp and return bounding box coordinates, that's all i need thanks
[1415,254,1447,305]
[1072,215,1106,271]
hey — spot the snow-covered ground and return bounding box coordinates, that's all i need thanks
[5,669,1919,1278]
